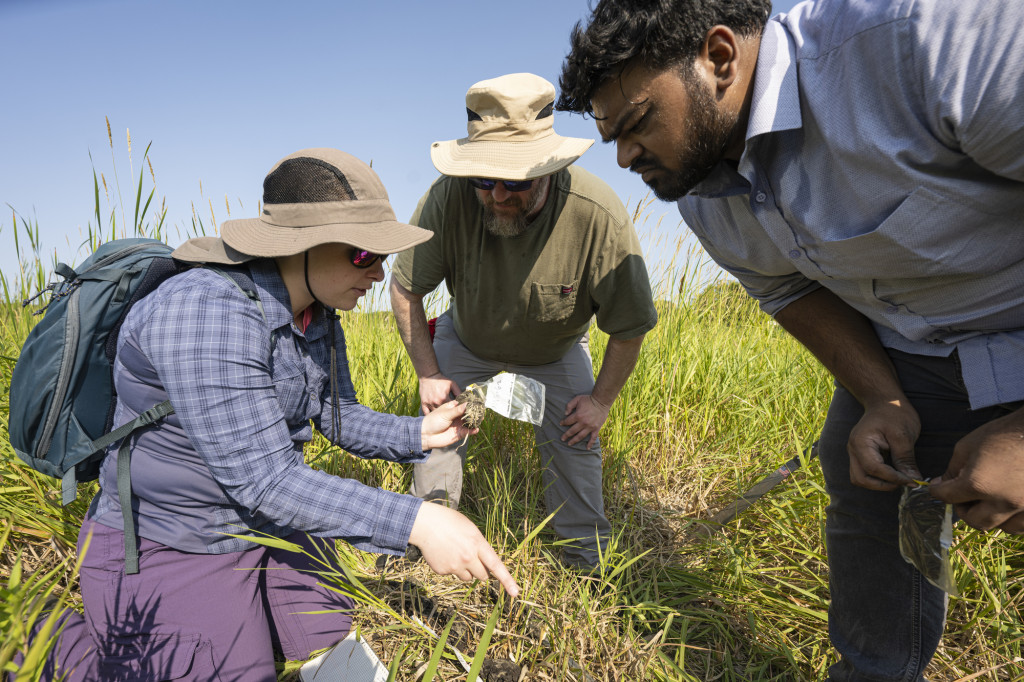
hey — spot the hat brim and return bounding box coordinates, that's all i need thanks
[220,218,432,258]
[430,134,594,180]
[173,219,433,265]
[172,236,256,264]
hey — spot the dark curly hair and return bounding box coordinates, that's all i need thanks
[557,0,772,115]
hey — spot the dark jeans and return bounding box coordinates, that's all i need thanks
[821,349,1014,681]
[35,518,355,682]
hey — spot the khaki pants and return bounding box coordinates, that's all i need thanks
[410,311,610,568]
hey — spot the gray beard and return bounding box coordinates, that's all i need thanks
[477,176,548,237]
[483,210,530,238]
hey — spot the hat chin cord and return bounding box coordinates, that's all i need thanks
[303,251,336,312]
[304,251,342,436]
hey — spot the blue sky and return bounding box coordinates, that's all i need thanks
[1,0,800,295]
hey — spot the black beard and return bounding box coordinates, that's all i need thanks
[637,74,736,202]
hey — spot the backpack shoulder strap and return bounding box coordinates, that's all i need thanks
[74,400,176,508]
[205,265,267,321]
[203,265,275,352]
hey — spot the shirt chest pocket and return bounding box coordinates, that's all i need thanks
[807,186,1024,279]
[271,349,314,422]
[528,281,579,323]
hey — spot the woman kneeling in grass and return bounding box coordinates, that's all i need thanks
[21,148,518,682]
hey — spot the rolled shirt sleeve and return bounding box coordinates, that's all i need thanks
[677,197,822,317]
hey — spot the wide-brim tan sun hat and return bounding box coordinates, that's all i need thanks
[430,73,594,181]
[173,148,431,265]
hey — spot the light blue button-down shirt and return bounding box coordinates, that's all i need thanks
[679,0,1024,409]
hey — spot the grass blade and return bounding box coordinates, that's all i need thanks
[466,603,501,682]
[420,612,455,682]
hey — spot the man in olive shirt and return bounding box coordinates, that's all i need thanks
[390,73,658,570]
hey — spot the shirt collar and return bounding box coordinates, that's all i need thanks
[248,259,333,341]
[743,17,802,143]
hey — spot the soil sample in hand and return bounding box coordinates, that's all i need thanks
[456,390,486,429]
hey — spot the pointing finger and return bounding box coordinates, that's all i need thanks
[480,548,519,597]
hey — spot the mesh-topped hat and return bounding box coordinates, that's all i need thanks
[173,148,431,265]
[430,73,594,181]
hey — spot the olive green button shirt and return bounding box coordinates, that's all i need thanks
[392,166,658,365]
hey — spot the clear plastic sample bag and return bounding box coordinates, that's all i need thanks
[898,483,960,597]
[463,372,546,426]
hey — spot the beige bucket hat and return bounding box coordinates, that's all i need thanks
[173,148,431,265]
[430,73,594,181]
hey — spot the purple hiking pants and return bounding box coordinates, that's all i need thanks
[40,517,355,681]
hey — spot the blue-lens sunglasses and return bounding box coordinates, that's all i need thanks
[468,178,535,192]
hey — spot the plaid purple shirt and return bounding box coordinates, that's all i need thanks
[90,259,424,555]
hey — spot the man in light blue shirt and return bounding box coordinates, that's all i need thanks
[559,0,1024,679]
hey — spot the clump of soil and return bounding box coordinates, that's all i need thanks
[457,389,486,429]
[481,658,522,681]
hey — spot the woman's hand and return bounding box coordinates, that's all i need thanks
[420,399,477,450]
[409,501,520,597]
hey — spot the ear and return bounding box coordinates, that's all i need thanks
[701,26,741,93]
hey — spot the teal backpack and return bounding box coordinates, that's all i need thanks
[8,237,265,573]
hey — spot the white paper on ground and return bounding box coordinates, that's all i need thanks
[299,633,389,681]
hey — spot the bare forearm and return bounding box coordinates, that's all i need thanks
[774,288,905,407]
[592,335,645,407]
[777,288,923,488]
[389,278,441,378]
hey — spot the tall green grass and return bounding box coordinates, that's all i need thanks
[1,134,1022,680]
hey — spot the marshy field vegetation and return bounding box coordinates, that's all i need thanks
[1,136,1022,681]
